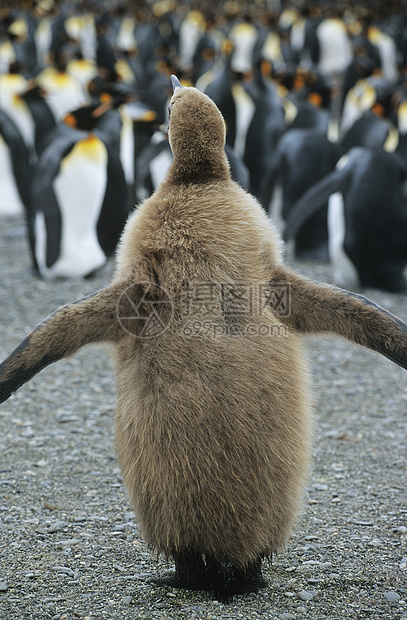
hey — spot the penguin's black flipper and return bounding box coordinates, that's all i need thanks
[0,279,142,404]
[268,265,407,370]
[282,164,352,242]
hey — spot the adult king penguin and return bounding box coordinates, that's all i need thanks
[1,76,407,602]
[283,146,407,292]
[31,103,128,279]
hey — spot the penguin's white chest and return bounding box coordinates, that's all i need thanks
[150,147,173,189]
[35,135,108,278]
[231,83,256,157]
[328,191,359,289]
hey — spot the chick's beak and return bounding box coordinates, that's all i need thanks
[171,75,183,93]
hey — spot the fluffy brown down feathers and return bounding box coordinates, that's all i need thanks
[113,85,312,565]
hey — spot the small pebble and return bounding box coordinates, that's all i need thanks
[35,459,48,468]
[48,521,68,533]
[113,564,127,572]
[0,581,8,591]
[367,538,382,547]
[58,538,80,547]
[51,566,75,577]
[123,596,133,605]
[384,591,400,602]
[298,590,317,601]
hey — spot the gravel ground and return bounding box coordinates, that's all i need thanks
[0,215,406,620]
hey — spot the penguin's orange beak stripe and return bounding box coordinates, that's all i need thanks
[100,92,112,103]
[64,114,76,128]
[308,92,322,107]
[371,103,385,116]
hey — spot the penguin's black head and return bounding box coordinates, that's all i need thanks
[19,82,47,102]
[64,105,102,131]
[167,75,228,181]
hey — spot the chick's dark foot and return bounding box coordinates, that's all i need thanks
[167,549,267,602]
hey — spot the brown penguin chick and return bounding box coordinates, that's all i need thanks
[111,79,312,596]
[1,76,407,602]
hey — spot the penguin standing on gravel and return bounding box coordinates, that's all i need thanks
[31,103,128,279]
[1,77,407,602]
[283,146,407,292]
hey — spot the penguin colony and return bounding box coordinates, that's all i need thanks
[1,75,407,601]
[2,0,407,288]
